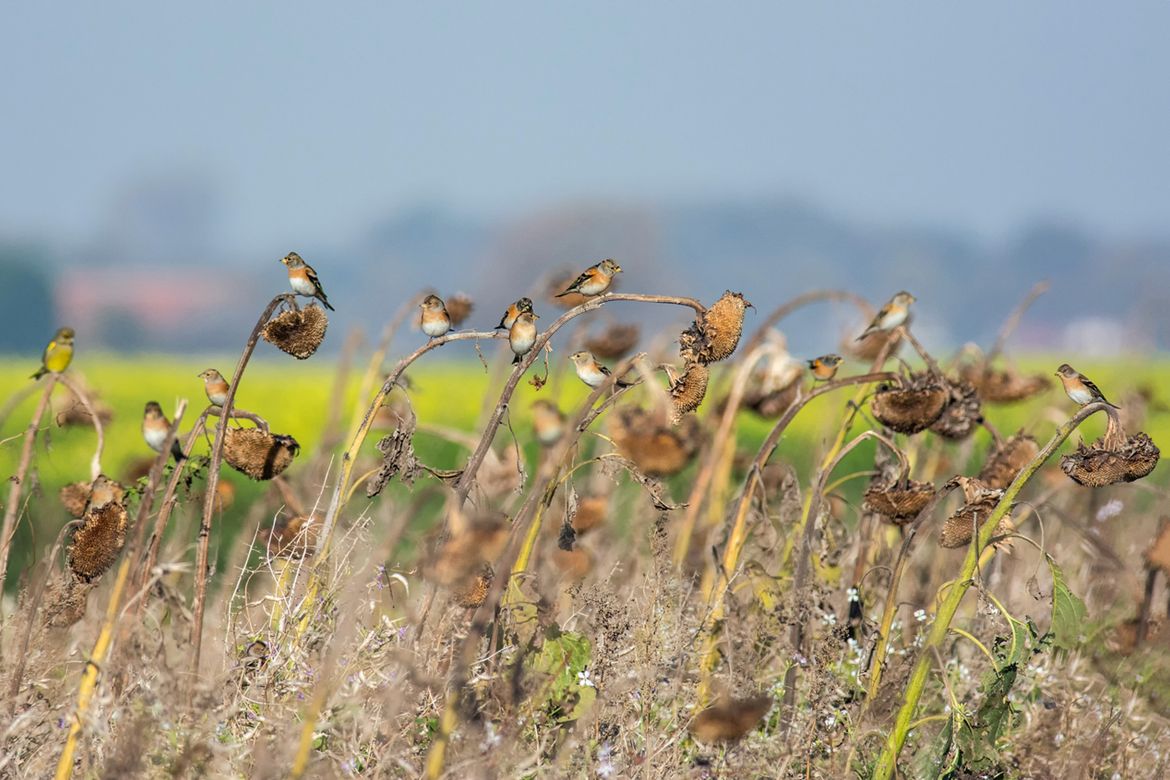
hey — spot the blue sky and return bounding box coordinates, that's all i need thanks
[2,2,1168,254]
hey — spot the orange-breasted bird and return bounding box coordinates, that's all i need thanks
[142,401,186,462]
[531,399,567,446]
[496,297,534,330]
[419,294,452,339]
[1055,363,1119,409]
[807,354,843,382]
[85,474,126,513]
[280,251,335,311]
[556,259,622,298]
[198,368,230,406]
[31,327,75,379]
[569,350,632,389]
[856,291,915,341]
[509,311,539,364]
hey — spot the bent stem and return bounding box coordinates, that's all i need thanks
[871,402,1112,780]
[0,375,59,605]
[696,372,897,703]
[191,294,293,680]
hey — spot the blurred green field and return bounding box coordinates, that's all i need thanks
[0,353,1165,587]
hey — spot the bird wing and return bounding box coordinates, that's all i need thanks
[869,301,894,328]
[1080,375,1113,406]
[495,310,511,329]
[598,363,612,376]
[304,264,325,294]
[557,268,595,295]
[43,339,58,362]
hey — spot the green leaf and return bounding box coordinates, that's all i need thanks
[527,628,596,722]
[1046,554,1087,653]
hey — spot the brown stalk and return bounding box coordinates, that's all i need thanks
[191,293,294,679]
[984,280,1050,365]
[741,289,872,356]
[317,327,362,454]
[343,295,421,448]
[423,354,642,779]
[55,374,106,482]
[6,518,84,709]
[0,375,59,605]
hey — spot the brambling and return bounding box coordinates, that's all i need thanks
[807,353,843,382]
[31,327,75,379]
[496,297,534,330]
[142,401,186,462]
[419,294,452,339]
[857,291,916,340]
[509,311,540,364]
[85,474,126,513]
[531,399,567,446]
[280,251,335,311]
[197,368,230,406]
[1055,364,1119,409]
[569,350,633,389]
[556,259,622,298]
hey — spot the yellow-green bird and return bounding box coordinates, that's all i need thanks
[31,327,75,379]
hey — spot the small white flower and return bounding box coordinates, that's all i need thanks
[577,668,595,688]
[914,609,928,623]
[1054,732,1065,746]
[821,612,837,627]
[1096,499,1124,522]
[823,714,836,728]
[846,587,860,603]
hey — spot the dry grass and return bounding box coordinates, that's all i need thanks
[0,281,1168,779]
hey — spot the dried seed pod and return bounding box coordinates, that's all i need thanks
[959,364,1051,404]
[264,514,321,559]
[741,380,801,419]
[43,575,96,628]
[262,304,328,359]
[68,500,129,582]
[551,546,594,580]
[929,376,983,440]
[60,482,92,518]
[870,377,949,434]
[670,361,709,421]
[571,495,608,535]
[940,478,1013,549]
[610,407,702,477]
[863,480,935,524]
[445,292,474,327]
[223,428,300,480]
[1060,432,1160,488]
[978,431,1039,490]
[689,695,773,744]
[699,291,748,363]
[56,392,114,428]
[584,323,640,360]
[452,565,493,608]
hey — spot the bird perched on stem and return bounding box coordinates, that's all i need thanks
[509,311,539,364]
[569,351,632,389]
[856,292,915,341]
[496,297,534,330]
[1055,363,1119,409]
[280,252,335,311]
[807,354,843,382]
[198,369,230,407]
[142,401,185,462]
[31,327,75,379]
[419,294,452,339]
[556,259,622,298]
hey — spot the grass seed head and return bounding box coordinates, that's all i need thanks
[262,304,328,359]
[223,428,300,480]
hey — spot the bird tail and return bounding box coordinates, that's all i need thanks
[513,354,522,365]
[30,366,46,380]
[617,379,634,389]
[554,289,571,298]
[171,440,187,462]
[854,327,875,342]
[320,295,336,312]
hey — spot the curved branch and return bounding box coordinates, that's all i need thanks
[742,289,872,355]
[55,374,105,482]
[873,401,1114,779]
